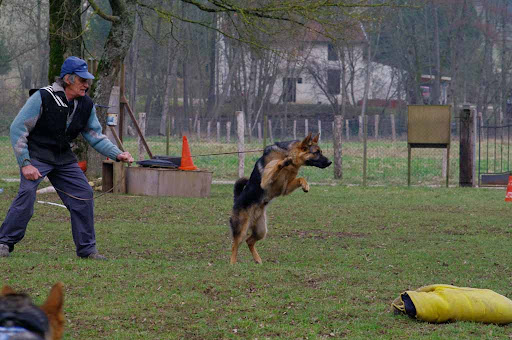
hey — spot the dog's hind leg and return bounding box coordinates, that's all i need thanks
[246,209,267,264]
[230,212,250,264]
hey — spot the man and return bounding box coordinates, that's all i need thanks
[0,56,134,260]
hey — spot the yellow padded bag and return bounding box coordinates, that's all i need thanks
[392,284,512,324]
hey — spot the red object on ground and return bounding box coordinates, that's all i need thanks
[178,136,197,171]
[506,176,512,202]
[78,160,87,173]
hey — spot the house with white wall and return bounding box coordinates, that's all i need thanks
[216,21,402,109]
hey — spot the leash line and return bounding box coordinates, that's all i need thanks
[53,185,114,201]
[190,149,264,157]
[52,173,126,201]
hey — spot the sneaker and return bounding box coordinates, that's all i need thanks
[0,244,9,257]
[82,252,108,260]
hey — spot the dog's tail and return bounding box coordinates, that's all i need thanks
[233,177,249,200]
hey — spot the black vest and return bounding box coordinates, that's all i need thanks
[27,85,93,165]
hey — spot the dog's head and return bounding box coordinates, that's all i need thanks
[0,283,64,340]
[299,133,332,169]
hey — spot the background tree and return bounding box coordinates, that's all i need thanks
[0,37,10,76]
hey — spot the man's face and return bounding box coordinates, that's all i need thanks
[64,74,90,99]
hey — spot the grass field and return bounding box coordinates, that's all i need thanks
[0,136,511,339]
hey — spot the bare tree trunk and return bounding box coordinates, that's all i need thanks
[36,0,47,87]
[143,12,163,118]
[500,0,508,122]
[128,8,141,134]
[432,2,441,104]
[246,49,258,137]
[206,13,217,117]
[159,40,178,135]
[88,0,136,177]
[211,50,241,120]
[48,0,82,82]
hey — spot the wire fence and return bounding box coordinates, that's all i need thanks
[0,112,471,187]
[117,113,463,187]
[140,113,451,141]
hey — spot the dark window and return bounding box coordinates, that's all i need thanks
[328,44,338,61]
[327,69,341,95]
[283,77,297,102]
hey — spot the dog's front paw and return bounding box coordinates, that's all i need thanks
[300,178,310,192]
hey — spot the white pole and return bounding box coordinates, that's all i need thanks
[318,120,322,142]
[236,111,245,178]
[226,121,231,143]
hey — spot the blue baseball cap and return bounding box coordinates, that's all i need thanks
[60,56,95,79]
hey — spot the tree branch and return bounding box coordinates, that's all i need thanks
[87,0,120,22]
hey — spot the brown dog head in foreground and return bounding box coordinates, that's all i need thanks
[230,133,331,264]
[0,282,64,340]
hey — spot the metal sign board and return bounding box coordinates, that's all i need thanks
[408,105,451,145]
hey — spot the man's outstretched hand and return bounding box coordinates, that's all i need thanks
[116,151,134,163]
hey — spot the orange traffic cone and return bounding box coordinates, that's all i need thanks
[506,175,512,202]
[179,135,197,171]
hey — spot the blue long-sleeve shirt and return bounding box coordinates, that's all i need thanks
[10,85,122,167]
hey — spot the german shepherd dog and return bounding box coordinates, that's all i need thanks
[230,133,331,264]
[0,282,64,340]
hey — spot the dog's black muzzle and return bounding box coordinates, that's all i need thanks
[305,156,332,169]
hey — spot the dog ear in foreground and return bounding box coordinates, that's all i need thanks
[0,282,65,340]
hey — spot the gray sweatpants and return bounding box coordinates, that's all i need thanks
[0,158,96,257]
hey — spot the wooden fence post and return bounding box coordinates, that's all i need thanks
[138,112,146,161]
[305,119,309,137]
[472,107,478,187]
[236,111,245,178]
[346,119,350,140]
[479,112,484,140]
[358,115,363,140]
[216,121,220,142]
[391,114,396,142]
[318,120,322,142]
[459,105,474,187]
[258,122,262,143]
[226,121,231,143]
[374,114,379,139]
[196,120,201,141]
[333,115,343,179]
[293,120,297,140]
[207,121,211,140]
[268,119,274,143]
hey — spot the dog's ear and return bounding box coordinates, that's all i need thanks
[1,285,16,296]
[301,133,312,149]
[40,282,65,340]
[312,134,319,144]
